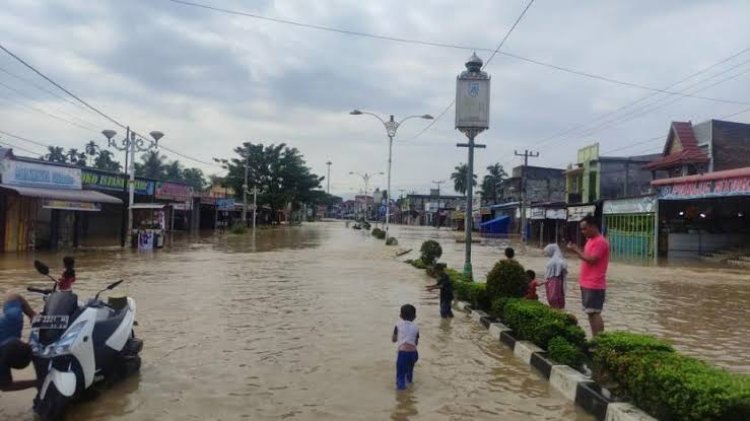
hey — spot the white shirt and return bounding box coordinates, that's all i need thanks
[394,320,419,350]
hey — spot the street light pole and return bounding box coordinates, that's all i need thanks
[326,161,332,195]
[350,110,433,243]
[349,171,382,222]
[242,152,249,225]
[103,127,163,248]
[432,180,445,228]
[455,52,491,280]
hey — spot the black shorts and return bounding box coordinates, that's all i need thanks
[580,288,606,314]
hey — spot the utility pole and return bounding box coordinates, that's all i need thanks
[514,149,539,243]
[432,180,446,228]
[326,161,332,195]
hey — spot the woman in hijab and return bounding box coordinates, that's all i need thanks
[542,244,567,309]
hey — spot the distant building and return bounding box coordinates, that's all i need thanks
[401,193,464,226]
[498,165,565,204]
[565,143,659,204]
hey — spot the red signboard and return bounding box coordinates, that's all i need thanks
[155,182,193,201]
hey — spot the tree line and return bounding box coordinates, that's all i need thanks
[450,162,508,203]
[41,143,208,190]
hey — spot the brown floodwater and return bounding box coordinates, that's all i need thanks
[0,224,593,420]
[395,224,750,373]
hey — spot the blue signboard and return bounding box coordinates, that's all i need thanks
[1,160,81,190]
[217,198,235,210]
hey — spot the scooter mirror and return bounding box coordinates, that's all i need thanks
[33,260,50,276]
[107,280,124,290]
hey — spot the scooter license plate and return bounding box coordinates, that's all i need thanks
[32,315,69,330]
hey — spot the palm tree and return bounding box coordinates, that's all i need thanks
[480,163,508,204]
[94,150,122,172]
[164,160,183,181]
[137,151,166,179]
[451,163,477,195]
[84,141,99,165]
[44,146,67,163]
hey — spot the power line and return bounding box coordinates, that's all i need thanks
[0,43,126,130]
[0,140,46,156]
[401,0,536,142]
[527,48,750,148]
[0,79,102,132]
[0,43,222,170]
[167,0,747,108]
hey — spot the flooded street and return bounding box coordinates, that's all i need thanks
[396,225,750,373]
[1,223,591,421]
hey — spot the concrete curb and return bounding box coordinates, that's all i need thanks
[455,300,655,421]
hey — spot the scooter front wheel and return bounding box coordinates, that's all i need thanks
[35,382,69,421]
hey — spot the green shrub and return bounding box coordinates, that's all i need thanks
[385,237,398,246]
[371,228,386,239]
[362,221,371,230]
[446,268,468,284]
[406,259,427,269]
[419,240,443,266]
[489,297,510,319]
[548,337,586,370]
[229,223,247,234]
[451,278,489,311]
[590,333,750,420]
[485,260,527,299]
[502,299,586,350]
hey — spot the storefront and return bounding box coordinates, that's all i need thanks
[154,182,194,232]
[653,168,750,260]
[131,203,167,248]
[527,205,566,247]
[81,169,156,246]
[0,156,122,251]
[602,196,656,262]
[565,203,599,247]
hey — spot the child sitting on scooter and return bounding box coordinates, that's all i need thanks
[58,256,76,291]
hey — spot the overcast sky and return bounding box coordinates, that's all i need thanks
[1,0,749,197]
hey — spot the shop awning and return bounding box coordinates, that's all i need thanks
[130,203,167,210]
[0,184,122,204]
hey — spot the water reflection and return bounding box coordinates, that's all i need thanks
[0,223,591,420]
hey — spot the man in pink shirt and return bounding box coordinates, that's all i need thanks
[567,215,609,336]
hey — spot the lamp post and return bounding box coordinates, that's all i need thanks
[103,127,163,247]
[349,171,382,222]
[350,110,433,242]
[455,52,491,280]
[326,161,332,195]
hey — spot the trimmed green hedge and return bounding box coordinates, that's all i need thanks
[419,240,443,266]
[591,331,750,420]
[486,259,527,299]
[385,237,398,245]
[499,298,586,368]
[405,258,428,269]
[371,228,386,239]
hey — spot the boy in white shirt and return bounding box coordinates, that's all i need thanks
[391,304,419,390]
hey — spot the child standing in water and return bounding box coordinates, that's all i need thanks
[57,256,76,291]
[391,304,419,390]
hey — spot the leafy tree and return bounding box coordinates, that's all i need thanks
[223,142,322,213]
[66,149,87,167]
[164,160,183,181]
[93,150,122,172]
[136,150,167,179]
[43,146,67,163]
[451,163,477,195]
[480,163,508,204]
[182,167,207,191]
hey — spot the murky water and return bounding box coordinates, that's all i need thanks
[395,225,750,373]
[0,224,592,420]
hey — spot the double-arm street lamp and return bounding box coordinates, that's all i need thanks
[349,110,433,241]
[349,171,383,221]
[102,126,163,247]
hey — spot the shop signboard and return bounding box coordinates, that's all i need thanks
[216,198,235,210]
[42,200,101,211]
[455,76,490,129]
[657,176,750,200]
[81,170,155,196]
[530,207,545,220]
[603,196,656,215]
[1,159,81,190]
[567,205,596,221]
[545,209,567,220]
[155,182,193,202]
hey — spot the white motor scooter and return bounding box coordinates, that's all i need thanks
[27,260,143,421]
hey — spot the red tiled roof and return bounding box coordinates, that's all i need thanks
[651,167,750,186]
[643,122,709,170]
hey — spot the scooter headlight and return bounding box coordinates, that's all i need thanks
[41,320,87,357]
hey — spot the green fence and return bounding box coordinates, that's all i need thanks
[604,213,654,261]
